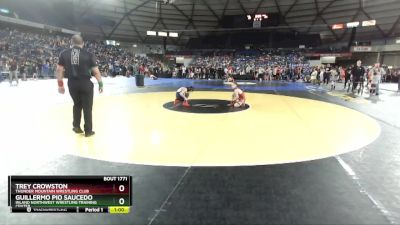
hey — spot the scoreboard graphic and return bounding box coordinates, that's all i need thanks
[8,176,132,213]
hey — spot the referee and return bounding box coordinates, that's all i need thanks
[56,35,103,137]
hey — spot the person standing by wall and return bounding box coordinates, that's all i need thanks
[37,60,42,78]
[351,60,365,94]
[19,61,26,81]
[310,68,318,85]
[344,66,352,90]
[339,66,345,83]
[323,64,331,85]
[9,58,18,86]
[397,69,400,93]
[319,67,324,86]
[42,61,49,78]
[330,67,339,90]
[368,63,385,96]
[32,62,38,80]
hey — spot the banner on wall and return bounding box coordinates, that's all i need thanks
[352,46,372,52]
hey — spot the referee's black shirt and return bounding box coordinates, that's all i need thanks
[58,46,97,80]
[351,66,365,80]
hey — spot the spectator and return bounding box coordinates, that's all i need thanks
[9,58,18,86]
[19,61,26,81]
[398,70,400,92]
[368,63,385,96]
[310,69,318,85]
[0,27,165,79]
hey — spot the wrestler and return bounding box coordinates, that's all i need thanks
[174,86,194,107]
[228,83,246,108]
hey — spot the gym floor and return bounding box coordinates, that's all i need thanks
[0,77,399,225]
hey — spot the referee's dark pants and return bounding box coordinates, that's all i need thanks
[352,78,360,92]
[68,79,94,133]
[323,74,330,85]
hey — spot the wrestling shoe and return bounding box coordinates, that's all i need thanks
[73,127,84,134]
[85,131,95,137]
[182,101,190,107]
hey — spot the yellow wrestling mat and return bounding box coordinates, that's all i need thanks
[1,91,380,167]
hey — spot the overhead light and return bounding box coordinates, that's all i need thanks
[396,39,400,44]
[106,40,116,46]
[158,31,168,37]
[133,44,137,47]
[362,20,376,27]
[0,8,10,14]
[146,31,157,36]
[169,32,178,37]
[346,21,360,28]
[332,24,344,30]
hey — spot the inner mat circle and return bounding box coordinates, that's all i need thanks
[163,99,250,114]
[4,91,381,167]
